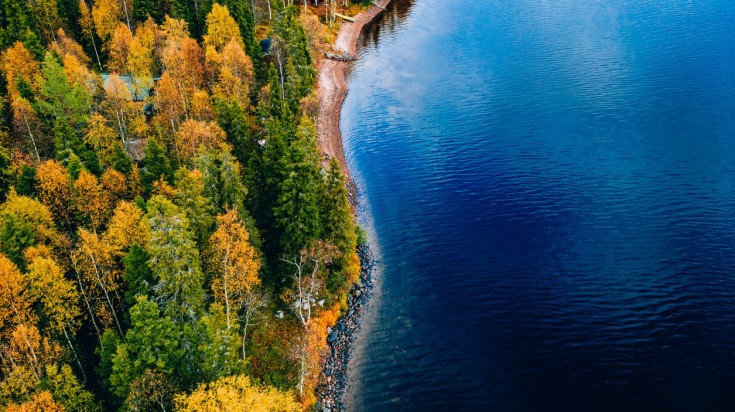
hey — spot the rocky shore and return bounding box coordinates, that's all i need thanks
[315,244,376,412]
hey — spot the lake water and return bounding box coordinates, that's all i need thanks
[340,0,735,410]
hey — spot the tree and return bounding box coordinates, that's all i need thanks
[29,0,62,44]
[103,73,146,149]
[4,391,64,412]
[124,369,178,411]
[320,158,359,293]
[273,118,323,260]
[143,196,205,322]
[36,53,94,170]
[25,254,84,378]
[193,148,248,215]
[52,29,91,67]
[0,254,34,340]
[72,170,112,232]
[127,19,156,87]
[73,229,124,337]
[196,304,243,381]
[121,244,152,306]
[175,119,227,163]
[174,168,215,248]
[212,39,254,109]
[1,42,40,99]
[78,0,102,70]
[35,160,73,230]
[152,72,186,135]
[141,139,173,195]
[10,97,46,163]
[203,4,243,53]
[40,364,99,411]
[282,241,336,330]
[103,201,146,255]
[133,0,164,24]
[107,23,133,73]
[15,165,37,196]
[208,209,261,336]
[108,296,183,400]
[92,0,122,46]
[0,192,61,268]
[174,375,300,412]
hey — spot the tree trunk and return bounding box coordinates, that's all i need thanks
[64,326,88,383]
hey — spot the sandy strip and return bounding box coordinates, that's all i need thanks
[316,0,393,181]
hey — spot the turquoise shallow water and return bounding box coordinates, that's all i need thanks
[340,0,735,410]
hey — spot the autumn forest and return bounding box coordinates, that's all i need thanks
[0,0,363,410]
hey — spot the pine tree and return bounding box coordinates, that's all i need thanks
[141,140,173,195]
[320,158,358,293]
[144,196,205,322]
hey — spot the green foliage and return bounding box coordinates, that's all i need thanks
[174,167,215,248]
[40,364,100,412]
[196,303,244,381]
[0,0,44,57]
[37,53,90,127]
[122,244,153,307]
[142,139,173,194]
[0,147,14,201]
[133,0,164,23]
[109,296,184,399]
[320,158,357,293]
[144,195,205,322]
[170,0,211,38]
[273,117,322,261]
[108,142,133,174]
[15,164,37,196]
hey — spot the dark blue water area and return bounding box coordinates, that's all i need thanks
[340,0,735,410]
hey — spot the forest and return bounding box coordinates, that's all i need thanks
[0,0,365,410]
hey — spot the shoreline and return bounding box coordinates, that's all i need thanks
[316,0,393,207]
[315,1,393,410]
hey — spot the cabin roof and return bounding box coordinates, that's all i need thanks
[100,74,157,101]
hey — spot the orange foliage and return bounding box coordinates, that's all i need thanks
[1,42,40,98]
[5,391,65,412]
[73,170,112,232]
[175,119,228,163]
[108,23,133,73]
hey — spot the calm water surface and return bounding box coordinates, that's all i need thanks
[340,0,735,410]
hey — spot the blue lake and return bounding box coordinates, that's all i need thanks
[340,0,735,410]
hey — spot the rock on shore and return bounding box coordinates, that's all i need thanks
[315,244,376,412]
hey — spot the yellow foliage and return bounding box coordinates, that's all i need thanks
[174,375,300,412]
[203,4,244,52]
[25,255,82,334]
[161,16,190,47]
[104,201,147,254]
[208,209,262,329]
[213,39,254,108]
[0,254,33,336]
[92,0,122,43]
[36,160,73,226]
